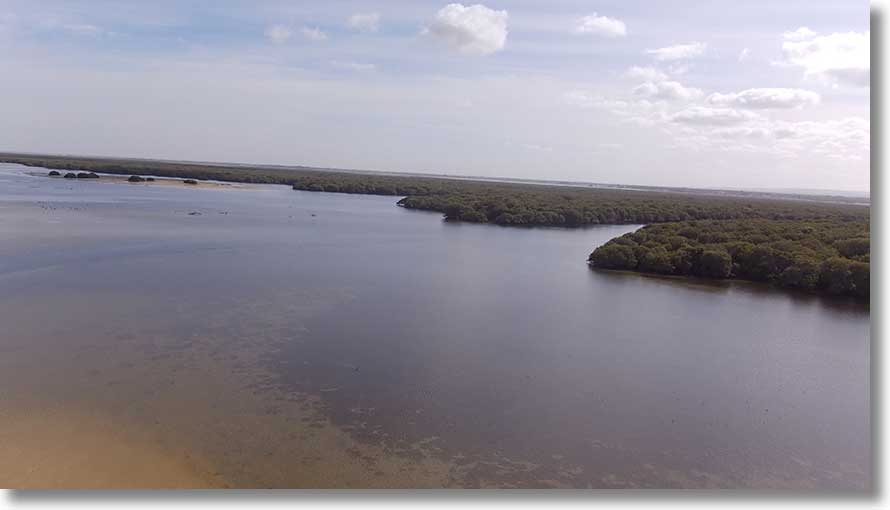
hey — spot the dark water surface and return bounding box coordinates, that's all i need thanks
[0,164,869,488]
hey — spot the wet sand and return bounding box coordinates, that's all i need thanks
[0,405,221,489]
[0,288,455,488]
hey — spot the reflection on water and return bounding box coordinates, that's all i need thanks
[0,164,870,488]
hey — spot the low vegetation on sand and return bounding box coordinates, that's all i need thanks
[4,152,869,299]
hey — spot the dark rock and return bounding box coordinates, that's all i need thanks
[183,179,198,185]
[146,177,155,182]
[63,172,77,179]
[128,175,145,183]
[48,170,61,177]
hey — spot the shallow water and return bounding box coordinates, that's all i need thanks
[0,163,870,488]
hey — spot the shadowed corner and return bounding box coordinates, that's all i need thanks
[870,4,884,501]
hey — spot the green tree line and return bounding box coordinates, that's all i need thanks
[589,219,869,299]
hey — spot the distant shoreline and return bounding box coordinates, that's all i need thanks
[0,151,870,206]
[5,153,869,301]
[32,170,247,190]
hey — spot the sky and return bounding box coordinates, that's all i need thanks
[0,1,871,191]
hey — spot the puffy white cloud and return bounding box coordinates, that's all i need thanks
[347,12,380,33]
[330,60,376,72]
[300,26,328,42]
[781,30,869,87]
[564,90,668,128]
[625,66,667,82]
[738,48,750,62]
[783,26,817,41]
[670,106,758,126]
[707,88,820,109]
[645,42,706,61]
[265,24,292,44]
[426,3,508,56]
[633,80,702,101]
[574,13,626,37]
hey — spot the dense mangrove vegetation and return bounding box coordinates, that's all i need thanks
[2,152,869,298]
[286,170,868,230]
[393,186,867,226]
[589,219,869,299]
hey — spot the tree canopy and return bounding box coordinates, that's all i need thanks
[588,219,869,299]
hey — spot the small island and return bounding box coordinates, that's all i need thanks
[588,219,868,299]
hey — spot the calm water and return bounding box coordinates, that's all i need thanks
[0,163,870,488]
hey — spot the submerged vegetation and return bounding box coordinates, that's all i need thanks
[3,152,869,298]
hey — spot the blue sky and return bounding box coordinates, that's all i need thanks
[0,1,870,190]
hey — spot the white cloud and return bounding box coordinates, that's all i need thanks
[711,126,771,139]
[707,88,820,109]
[768,117,869,160]
[783,26,817,41]
[625,66,667,82]
[781,30,869,87]
[645,42,706,61]
[330,60,376,72]
[668,114,868,163]
[347,13,380,33]
[563,91,625,111]
[300,26,328,42]
[61,23,101,36]
[426,3,508,56]
[265,24,292,44]
[574,13,626,38]
[670,106,758,126]
[738,48,750,62]
[633,80,702,101]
